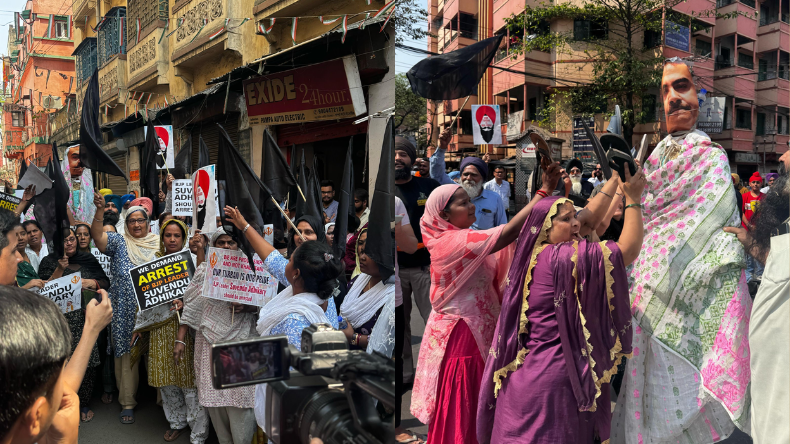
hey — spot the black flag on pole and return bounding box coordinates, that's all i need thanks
[141,120,161,218]
[332,137,354,260]
[294,150,310,220]
[34,143,70,257]
[216,124,272,271]
[16,159,27,189]
[365,117,395,280]
[306,157,323,221]
[171,134,192,179]
[261,129,297,202]
[79,69,127,180]
[406,34,504,100]
[198,135,210,169]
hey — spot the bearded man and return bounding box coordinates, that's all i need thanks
[611,58,751,444]
[430,127,506,229]
[564,158,594,207]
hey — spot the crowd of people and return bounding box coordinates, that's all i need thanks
[393,60,789,444]
[0,144,396,444]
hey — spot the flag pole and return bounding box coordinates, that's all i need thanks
[271,196,305,242]
[449,96,470,129]
[159,153,171,175]
[295,185,306,202]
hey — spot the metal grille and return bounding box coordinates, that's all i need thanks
[98,8,127,67]
[75,38,97,84]
[127,0,168,45]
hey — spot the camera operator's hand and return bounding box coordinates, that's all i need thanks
[37,381,80,444]
[85,289,112,336]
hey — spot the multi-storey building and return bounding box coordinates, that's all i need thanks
[3,0,76,171]
[427,0,789,175]
[44,0,393,196]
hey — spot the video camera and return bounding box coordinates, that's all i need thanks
[210,323,394,444]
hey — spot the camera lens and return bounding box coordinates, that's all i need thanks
[298,388,371,444]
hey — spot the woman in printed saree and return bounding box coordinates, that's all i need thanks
[38,227,109,424]
[133,219,208,444]
[476,165,646,444]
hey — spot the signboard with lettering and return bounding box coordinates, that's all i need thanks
[92,248,112,280]
[202,248,279,307]
[40,274,82,314]
[172,179,193,216]
[0,192,21,212]
[697,97,725,134]
[242,56,366,126]
[129,251,195,310]
[665,21,690,52]
[573,116,595,152]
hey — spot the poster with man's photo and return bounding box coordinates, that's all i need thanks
[472,104,502,145]
[193,165,217,234]
[143,125,175,170]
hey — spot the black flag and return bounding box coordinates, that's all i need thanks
[216,124,272,271]
[16,159,27,189]
[365,117,395,280]
[261,129,297,202]
[34,143,70,257]
[332,138,354,260]
[406,34,504,100]
[141,120,161,218]
[306,157,323,221]
[198,135,210,169]
[171,134,192,179]
[79,69,127,179]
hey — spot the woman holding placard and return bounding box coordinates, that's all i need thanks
[38,227,109,423]
[180,228,258,444]
[133,219,207,444]
[90,191,160,425]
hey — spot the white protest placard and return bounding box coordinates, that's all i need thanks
[202,247,279,307]
[144,125,175,170]
[472,104,503,145]
[262,224,273,245]
[193,165,217,234]
[40,273,82,314]
[92,248,112,279]
[172,179,193,216]
[150,220,159,234]
[18,165,53,195]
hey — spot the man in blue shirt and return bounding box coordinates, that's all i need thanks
[430,128,507,229]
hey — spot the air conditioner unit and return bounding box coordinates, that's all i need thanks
[43,96,62,110]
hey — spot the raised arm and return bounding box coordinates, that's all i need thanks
[429,128,456,185]
[492,161,562,253]
[595,187,623,238]
[223,205,277,260]
[91,192,109,252]
[576,177,622,237]
[164,174,174,214]
[14,185,35,217]
[616,167,646,266]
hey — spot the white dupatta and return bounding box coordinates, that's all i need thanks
[339,274,392,328]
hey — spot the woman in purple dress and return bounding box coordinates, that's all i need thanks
[477,167,646,444]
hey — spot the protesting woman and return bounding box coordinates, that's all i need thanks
[325,222,335,246]
[340,228,393,352]
[75,223,92,253]
[476,166,646,444]
[91,192,160,424]
[15,224,45,290]
[38,227,110,423]
[409,162,564,444]
[132,219,208,444]
[180,229,258,444]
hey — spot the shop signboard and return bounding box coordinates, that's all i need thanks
[243,55,367,126]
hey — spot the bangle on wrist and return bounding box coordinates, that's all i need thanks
[243,224,251,234]
[625,203,644,210]
[174,340,186,346]
[535,190,548,198]
[599,191,613,199]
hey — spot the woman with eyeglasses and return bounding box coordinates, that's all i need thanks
[38,227,110,424]
[91,191,160,425]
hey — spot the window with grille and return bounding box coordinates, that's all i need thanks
[11,112,24,127]
[574,20,608,41]
[98,8,127,66]
[74,38,97,84]
[695,39,712,58]
[756,112,766,135]
[735,108,752,129]
[126,0,169,45]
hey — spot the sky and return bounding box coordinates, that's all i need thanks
[395,22,428,74]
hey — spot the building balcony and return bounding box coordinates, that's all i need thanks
[756,20,790,53]
[172,0,239,68]
[716,1,758,40]
[3,131,25,154]
[128,27,169,90]
[127,0,168,45]
[73,0,96,22]
[98,56,127,105]
[446,133,474,151]
[714,66,757,100]
[710,128,756,151]
[49,103,80,147]
[755,75,790,107]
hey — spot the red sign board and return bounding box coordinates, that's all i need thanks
[243,56,366,126]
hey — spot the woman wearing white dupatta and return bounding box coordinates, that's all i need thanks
[340,229,394,353]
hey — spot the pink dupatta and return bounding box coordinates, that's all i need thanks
[410,184,513,424]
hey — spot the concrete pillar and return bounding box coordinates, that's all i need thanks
[366,25,395,201]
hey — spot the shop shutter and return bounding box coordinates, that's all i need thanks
[189,115,239,172]
[106,153,128,194]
